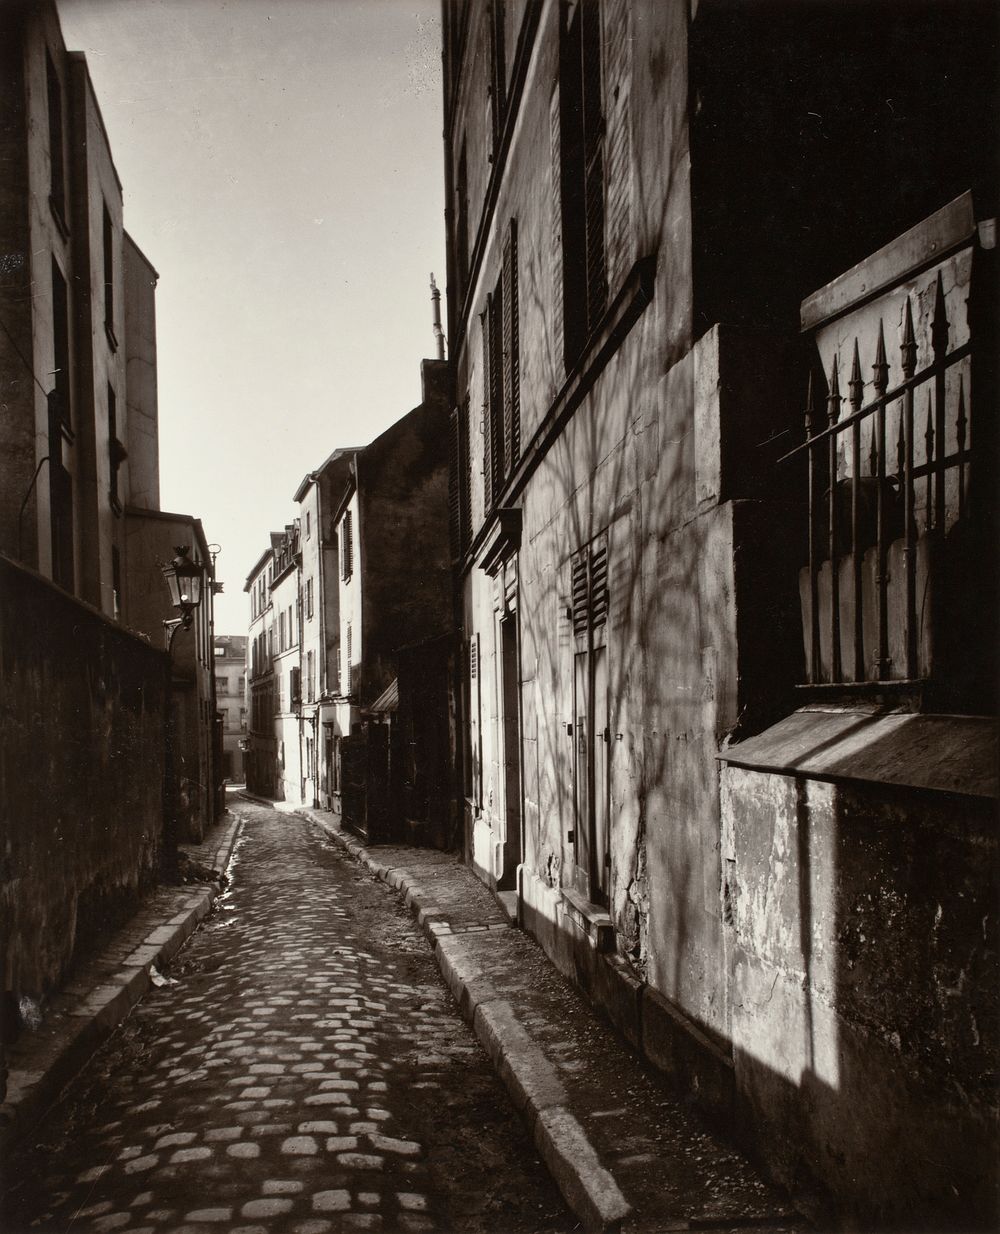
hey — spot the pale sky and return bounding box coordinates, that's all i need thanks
[57,0,446,634]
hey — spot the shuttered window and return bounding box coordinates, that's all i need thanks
[571,536,609,639]
[482,218,520,516]
[341,509,353,580]
[558,0,607,368]
[448,400,474,560]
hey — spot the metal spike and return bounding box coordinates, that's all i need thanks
[896,408,905,480]
[956,374,967,452]
[924,397,934,531]
[827,354,842,427]
[848,339,864,412]
[931,270,949,359]
[804,368,817,436]
[901,296,917,379]
[873,320,889,396]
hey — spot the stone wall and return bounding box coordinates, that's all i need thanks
[0,553,166,1014]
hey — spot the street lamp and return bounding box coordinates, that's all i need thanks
[159,545,206,879]
[161,545,205,640]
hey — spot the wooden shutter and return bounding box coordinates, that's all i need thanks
[341,510,353,579]
[481,310,494,511]
[571,537,609,637]
[549,84,565,376]
[581,0,607,333]
[502,219,520,473]
[603,0,633,295]
[460,398,472,551]
[590,538,609,629]
[489,282,505,498]
[448,406,462,558]
[571,551,589,636]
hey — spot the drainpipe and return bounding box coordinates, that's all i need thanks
[430,274,446,361]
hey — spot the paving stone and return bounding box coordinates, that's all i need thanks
[185,1207,232,1222]
[298,1120,340,1134]
[337,1152,384,1170]
[262,1180,305,1195]
[242,1197,294,1218]
[312,1190,351,1212]
[122,1155,158,1175]
[227,1141,261,1159]
[170,1146,212,1163]
[281,1135,319,1155]
[203,1126,242,1141]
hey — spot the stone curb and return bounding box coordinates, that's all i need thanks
[0,811,245,1159]
[299,805,632,1233]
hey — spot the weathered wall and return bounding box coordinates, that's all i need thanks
[0,553,166,1007]
[122,233,159,512]
[721,753,998,1229]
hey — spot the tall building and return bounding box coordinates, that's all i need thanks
[214,634,248,783]
[245,539,279,799]
[440,1,996,1227]
[0,0,219,1055]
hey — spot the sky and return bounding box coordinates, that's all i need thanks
[57,0,447,634]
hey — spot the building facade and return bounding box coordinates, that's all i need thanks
[245,540,279,799]
[214,634,248,782]
[243,363,454,841]
[0,0,219,1068]
[441,1,996,1227]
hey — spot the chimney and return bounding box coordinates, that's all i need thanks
[430,273,445,361]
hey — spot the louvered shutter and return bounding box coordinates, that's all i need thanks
[571,551,589,636]
[581,0,607,334]
[460,398,472,551]
[602,0,632,295]
[341,510,353,580]
[448,406,462,558]
[549,84,565,376]
[502,219,520,474]
[590,538,609,629]
[488,285,505,499]
[481,310,494,511]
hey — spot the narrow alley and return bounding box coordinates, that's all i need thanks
[1,799,572,1234]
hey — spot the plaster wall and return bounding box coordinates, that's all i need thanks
[122,234,159,512]
[0,554,166,1005]
[66,54,126,617]
[721,761,998,1228]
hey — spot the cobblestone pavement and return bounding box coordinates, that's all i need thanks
[2,800,573,1234]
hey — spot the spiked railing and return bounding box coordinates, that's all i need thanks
[786,254,976,686]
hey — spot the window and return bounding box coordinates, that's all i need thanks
[449,400,473,558]
[46,51,66,225]
[455,141,469,301]
[481,220,520,511]
[215,675,227,692]
[111,545,121,620]
[290,666,301,706]
[107,384,126,512]
[305,511,312,538]
[489,0,507,142]
[343,622,353,689]
[306,650,315,703]
[341,510,354,579]
[559,0,607,367]
[102,203,115,341]
[49,259,73,590]
[306,577,314,619]
[569,533,611,905]
[51,258,70,428]
[214,645,225,657]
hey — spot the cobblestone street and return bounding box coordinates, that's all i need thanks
[2,801,573,1234]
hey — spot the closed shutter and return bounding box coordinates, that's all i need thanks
[502,219,520,473]
[571,536,610,637]
[571,552,589,636]
[481,310,494,511]
[581,0,607,333]
[341,510,353,579]
[448,406,462,558]
[460,398,472,552]
[549,84,565,376]
[603,0,633,295]
[488,284,505,499]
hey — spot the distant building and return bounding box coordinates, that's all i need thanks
[244,539,279,799]
[244,362,454,841]
[214,635,248,782]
